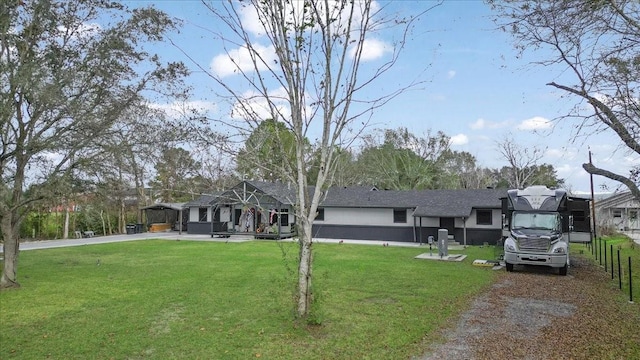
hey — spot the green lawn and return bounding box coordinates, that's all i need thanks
[0,241,498,359]
[580,235,640,301]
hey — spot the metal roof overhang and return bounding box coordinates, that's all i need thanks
[140,203,186,211]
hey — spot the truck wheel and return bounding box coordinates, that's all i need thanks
[559,264,568,276]
[505,262,514,272]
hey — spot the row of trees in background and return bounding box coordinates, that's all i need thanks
[237,123,563,191]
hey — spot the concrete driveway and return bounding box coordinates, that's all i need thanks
[0,232,253,252]
[0,232,428,253]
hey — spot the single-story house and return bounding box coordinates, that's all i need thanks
[594,191,640,231]
[313,186,507,245]
[184,180,508,244]
[185,181,298,239]
[184,193,221,234]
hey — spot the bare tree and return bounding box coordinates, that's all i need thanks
[0,0,186,288]
[194,0,439,319]
[496,135,545,188]
[490,0,640,199]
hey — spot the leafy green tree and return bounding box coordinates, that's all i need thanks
[0,0,186,288]
[355,128,451,190]
[150,147,202,202]
[439,150,495,189]
[236,119,301,182]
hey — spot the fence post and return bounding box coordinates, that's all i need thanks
[598,238,602,265]
[604,240,607,272]
[618,249,622,290]
[610,244,614,279]
[629,257,634,304]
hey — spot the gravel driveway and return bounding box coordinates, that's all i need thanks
[417,255,640,359]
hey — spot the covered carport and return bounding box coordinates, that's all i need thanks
[140,203,187,234]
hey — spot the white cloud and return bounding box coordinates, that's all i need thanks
[546,147,577,160]
[447,70,456,79]
[210,43,277,78]
[230,87,292,122]
[450,133,469,146]
[469,118,509,130]
[516,116,552,131]
[349,38,391,61]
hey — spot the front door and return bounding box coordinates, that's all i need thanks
[439,217,455,237]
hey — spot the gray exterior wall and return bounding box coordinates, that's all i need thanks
[313,224,502,244]
[187,222,211,234]
[312,224,414,242]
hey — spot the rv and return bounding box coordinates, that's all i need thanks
[502,185,592,275]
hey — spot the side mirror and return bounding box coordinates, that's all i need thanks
[502,214,508,230]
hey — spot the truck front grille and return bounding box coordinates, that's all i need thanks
[518,238,550,251]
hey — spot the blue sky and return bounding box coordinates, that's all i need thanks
[128,0,638,194]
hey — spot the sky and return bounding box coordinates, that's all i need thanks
[126,0,639,194]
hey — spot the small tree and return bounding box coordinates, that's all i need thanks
[198,0,439,319]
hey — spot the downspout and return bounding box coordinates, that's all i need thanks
[463,216,467,247]
[178,208,183,235]
[412,211,416,242]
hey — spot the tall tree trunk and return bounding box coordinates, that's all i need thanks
[63,206,70,239]
[297,221,313,317]
[0,213,20,289]
[107,209,113,235]
[100,210,106,236]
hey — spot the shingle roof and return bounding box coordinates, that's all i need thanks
[189,180,507,218]
[412,189,507,217]
[321,187,507,217]
[184,193,222,207]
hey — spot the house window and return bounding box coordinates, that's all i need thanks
[280,209,289,226]
[393,209,407,223]
[198,207,207,222]
[613,209,622,218]
[315,208,324,221]
[476,210,492,225]
[234,209,242,225]
[630,210,638,221]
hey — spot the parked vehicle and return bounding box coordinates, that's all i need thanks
[502,185,592,275]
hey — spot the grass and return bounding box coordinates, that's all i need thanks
[0,241,499,359]
[573,234,640,302]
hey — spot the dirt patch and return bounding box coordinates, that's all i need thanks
[418,256,640,359]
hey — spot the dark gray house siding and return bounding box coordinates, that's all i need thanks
[312,224,414,242]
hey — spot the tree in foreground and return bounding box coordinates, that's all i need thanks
[0,0,186,288]
[199,0,439,319]
[490,0,640,198]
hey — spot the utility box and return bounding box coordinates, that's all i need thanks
[438,228,448,257]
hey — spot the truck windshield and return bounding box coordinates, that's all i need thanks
[512,212,561,231]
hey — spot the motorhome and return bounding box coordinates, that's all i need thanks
[502,185,592,275]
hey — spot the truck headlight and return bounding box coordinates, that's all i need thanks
[553,247,565,254]
[506,243,516,251]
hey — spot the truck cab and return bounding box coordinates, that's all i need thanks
[502,185,592,275]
